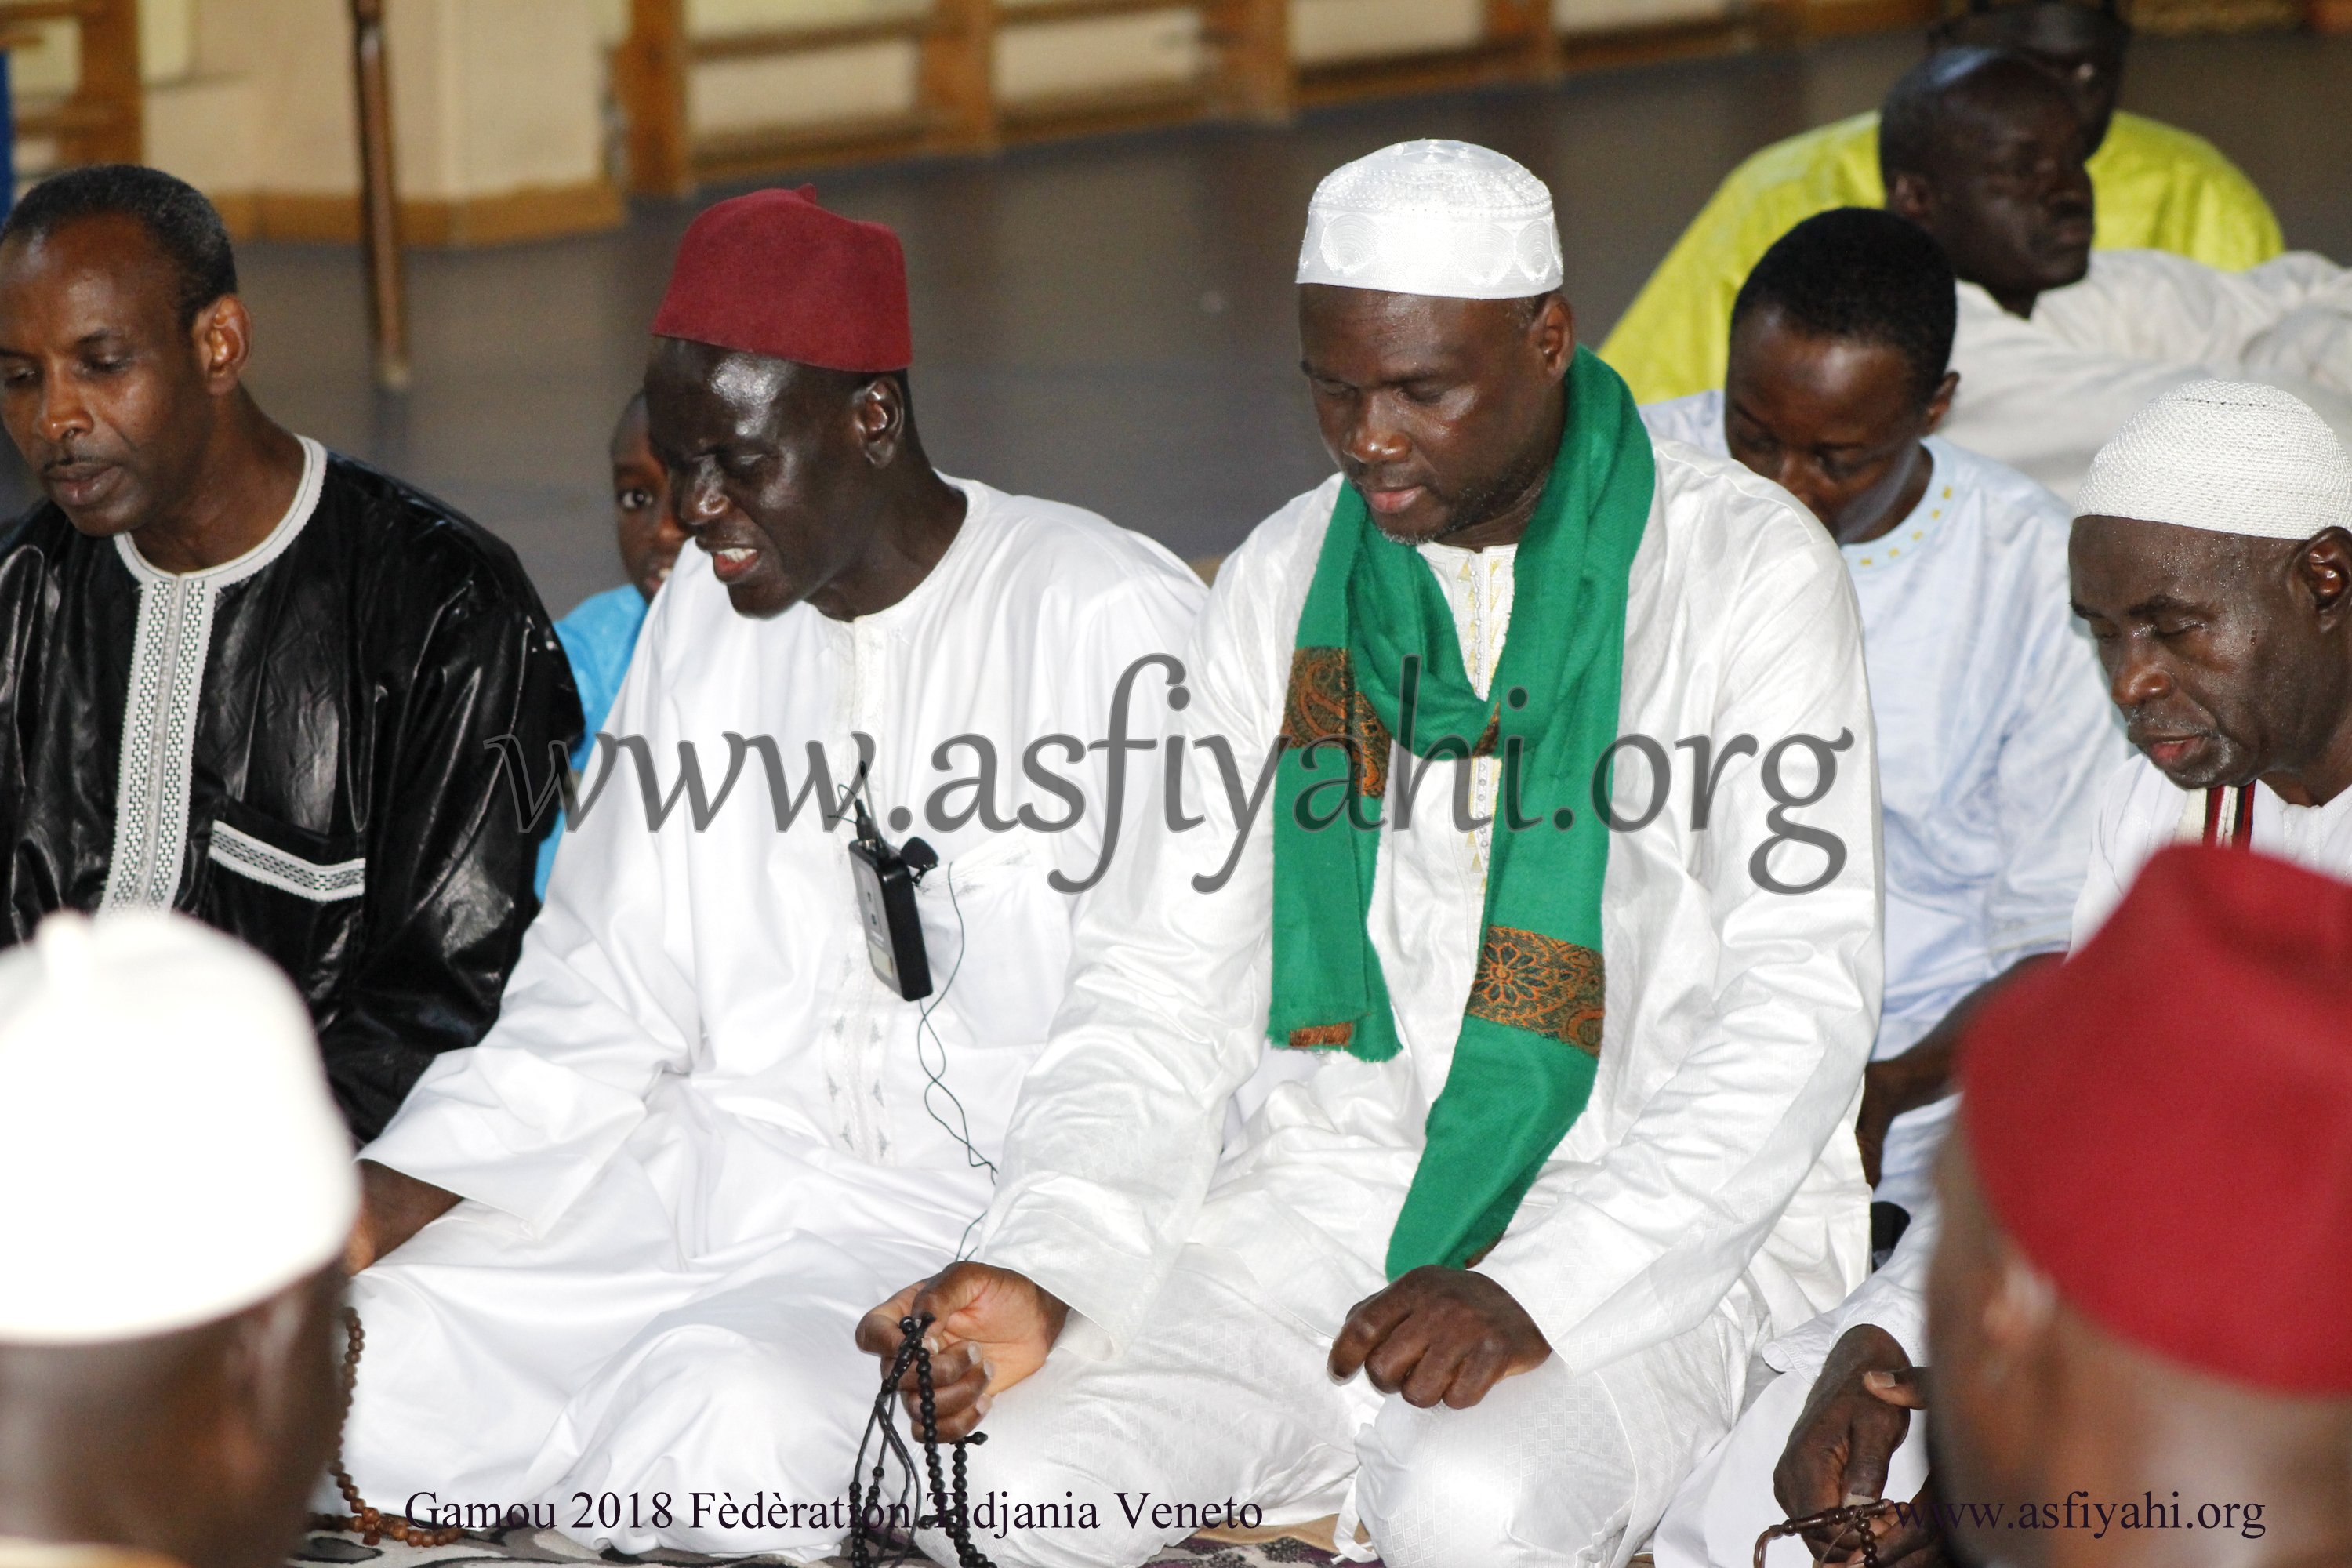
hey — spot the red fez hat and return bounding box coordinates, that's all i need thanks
[652,186,912,373]
[1962,844,2352,1393]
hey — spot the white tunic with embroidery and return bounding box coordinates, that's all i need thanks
[0,434,576,1140]
[2074,760,2352,940]
[343,479,1203,1554]
[975,438,1883,1388]
[1942,249,2352,499]
[1642,394,2127,1210]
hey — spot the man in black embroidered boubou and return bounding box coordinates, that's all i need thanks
[0,165,578,1141]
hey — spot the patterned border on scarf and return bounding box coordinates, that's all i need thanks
[1466,927,1605,1056]
[1279,646,1392,801]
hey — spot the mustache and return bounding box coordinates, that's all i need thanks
[1342,463,1433,494]
[40,448,103,475]
[2125,714,2220,747]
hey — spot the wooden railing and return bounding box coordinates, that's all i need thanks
[613,0,1835,197]
[0,0,140,168]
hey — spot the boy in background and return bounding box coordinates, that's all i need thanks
[537,392,687,892]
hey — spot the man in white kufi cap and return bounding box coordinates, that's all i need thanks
[1644,379,2352,1568]
[0,913,354,1568]
[2070,379,2352,927]
[862,140,1882,1568]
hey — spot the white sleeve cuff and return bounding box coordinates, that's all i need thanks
[361,1044,648,1236]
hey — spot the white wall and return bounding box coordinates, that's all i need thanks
[1290,0,1484,64]
[995,7,1202,101]
[689,39,919,136]
[140,0,608,205]
[142,0,193,80]
[682,0,1210,136]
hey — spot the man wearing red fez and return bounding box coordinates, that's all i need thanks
[1929,844,2352,1568]
[329,186,1205,1552]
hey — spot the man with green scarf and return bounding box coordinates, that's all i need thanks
[858,140,1883,1568]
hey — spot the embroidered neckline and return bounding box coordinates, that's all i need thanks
[113,436,327,588]
[98,437,328,912]
[1847,444,1951,572]
[1418,539,1517,880]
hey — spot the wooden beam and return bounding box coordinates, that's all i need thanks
[616,0,691,196]
[608,0,1841,195]
[922,0,997,153]
[1294,37,1532,107]
[996,75,1209,136]
[1201,0,1290,120]
[1792,0,1936,35]
[1488,0,1560,78]
[995,0,1190,22]
[695,111,940,182]
[11,98,119,136]
[0,1,109,24]
[689,13,937,64]
[22,0,139,163]
[1555,12,1764,71]
[348,0,409,390]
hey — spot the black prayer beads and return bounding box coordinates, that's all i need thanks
[849,1312,995,1568]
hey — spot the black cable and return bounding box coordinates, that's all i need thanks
[848,1314,996,1568]
[912,862,1000,1260]
[838,765,997,1256]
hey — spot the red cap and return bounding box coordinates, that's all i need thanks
[1962,844,2352,1393]
[652,187,912,373]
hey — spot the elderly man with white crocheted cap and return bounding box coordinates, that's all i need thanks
[0,913,355,1568]
[1639,382,2352,1568]
[857,140,1882,1568]
[2071,379,2352,928]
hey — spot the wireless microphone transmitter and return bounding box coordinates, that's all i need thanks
[847,797,938,1001]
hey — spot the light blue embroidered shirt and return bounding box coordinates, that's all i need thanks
[539,583,650,895]
[1642,391,2129,1208]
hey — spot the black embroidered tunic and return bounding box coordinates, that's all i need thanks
[0,439,582,1139]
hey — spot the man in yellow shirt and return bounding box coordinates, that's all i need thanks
[1602,0,2283,404]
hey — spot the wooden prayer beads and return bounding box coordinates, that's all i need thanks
[314,1307,467,1548]
[1754,1500,1896,1568]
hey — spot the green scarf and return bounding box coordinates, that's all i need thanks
[1268,347,1654,1278]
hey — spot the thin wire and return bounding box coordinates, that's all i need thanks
[911,864,997,1260]
[840,766,995,1258]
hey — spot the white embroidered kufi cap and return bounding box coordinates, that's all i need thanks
[2075,379,2352,541]
[1297,140,1565,300]
[0,911,355,1344]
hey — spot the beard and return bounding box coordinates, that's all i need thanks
[1371,446,1555,548]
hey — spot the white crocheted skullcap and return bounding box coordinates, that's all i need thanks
[1298,140,1565,301]
[2075,379,2352,542]
[0,911,355,1344]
